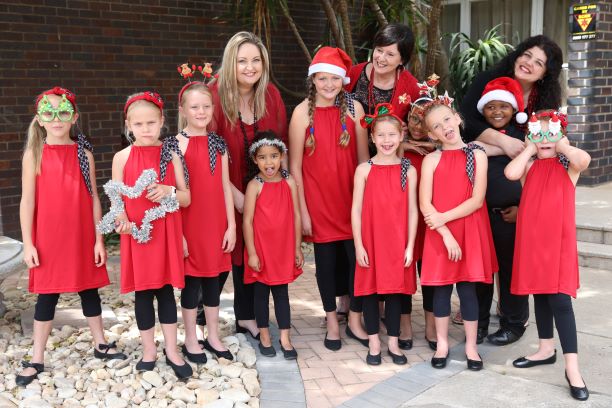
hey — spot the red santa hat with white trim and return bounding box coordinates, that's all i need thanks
[308,46,352,84]
[477,77,528,124]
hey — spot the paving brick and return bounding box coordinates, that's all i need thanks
[300,367,334,380]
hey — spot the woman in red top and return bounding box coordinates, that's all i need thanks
[290,47,369,350]
[209,31,288,340]
[505,112,591,401]
[17,88,125,386]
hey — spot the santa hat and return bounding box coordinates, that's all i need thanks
[477,77,528,124]
[308,47,352,84]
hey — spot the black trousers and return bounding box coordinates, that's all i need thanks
[313,240,362,313]
[400,261,434,314]
[253,282,291,329]
[34,288,102,322]
[196,271,229,326]
[363,294,401,337]
[181,275,221,309]
[231,264,255,321]
[134,285,177,330]
[534,293,578,354]
[433,282,478,321]
[477,211,528,335]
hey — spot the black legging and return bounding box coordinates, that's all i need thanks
[534,293,578,354]
[313,240,362,313]
[231,264,255,321]
[134,285,177,330]
[400,261,434,314]
[196,271,229,326]
[181,275,221,309]
[433,282,478,321]
[34,288,102,322]
[253,282,290,329]
[363,294,401,337]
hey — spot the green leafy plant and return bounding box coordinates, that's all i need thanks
[448,24,514,104]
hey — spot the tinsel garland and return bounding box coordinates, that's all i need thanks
[97,168,179,244]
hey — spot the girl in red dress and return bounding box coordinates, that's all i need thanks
[420,103,498,371]
[505,112,591,401]
[112,92,192,379]
[17,87,126,386]
[243,132,303,359]
[176,82,235,363]
[289,47,370,350]
[352,104,418,365]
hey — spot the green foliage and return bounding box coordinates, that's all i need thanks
[104,232,120,246]
[448,24,514,105]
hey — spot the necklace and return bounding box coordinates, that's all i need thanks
[367,64,399,114]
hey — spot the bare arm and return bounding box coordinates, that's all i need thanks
[476,128,525,158]
[288,101,312,236]
[169,153,191,207]
[20,149,39,267]
[221,153,237,252]
[86,150,106,267]
[111,148,132,234]
[505,142,537,181]
[473,140,505,157]
[556,137,591,185]
[242,179,262,271]
[405,167,418,266]
[351,163,370,267]
[287,176,304,268]
[352,101,370,164]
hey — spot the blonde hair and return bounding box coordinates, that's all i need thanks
[25,118,47,174]
[216,31,270,125]
[371,115,403,155]
[305,75,350,155]
[124,92,163,143]
[177,83,213,131]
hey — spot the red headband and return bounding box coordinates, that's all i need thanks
[178,81,206,105]
[36,87,77,109]
[532,110,568,129]
[360,103,404,129]
[124,91,164,115]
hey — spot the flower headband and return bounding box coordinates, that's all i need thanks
[526,111,567,143]
[36,87,77,110]
[177,62,214,104]
[360,103,404,129]
[248,138,288,156]
[124,91,164,115]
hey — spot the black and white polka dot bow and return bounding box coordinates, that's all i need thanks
[461,142,485,186]
[160,135,190,187]
[76,132,93,196]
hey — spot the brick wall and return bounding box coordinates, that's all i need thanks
[0,0,346,238]
[567,0,612,185]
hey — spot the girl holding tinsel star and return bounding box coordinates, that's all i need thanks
[17,87,127,386]
[505,111,591,401]
[243,131,303,359]
[111,91,192,379]
[175,77,234,363]
[289,47,369,351]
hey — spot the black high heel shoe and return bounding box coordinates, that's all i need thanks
[565,371,589,401]
[163,349,193,379]
[235,323,260,340]
[201,339,233,361]
[181,344,207,364]
[16,361,44,386]
[93,341,128,360]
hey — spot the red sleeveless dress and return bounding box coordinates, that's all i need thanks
[29,144,110,294]
[182,135,231,277]
[421,148,497,285]
[120,145,184,293]
[403,151,426,261]
[244,176,302,285]
[301,106,358,243]
[355,160,416,296]
[511,158,579,297]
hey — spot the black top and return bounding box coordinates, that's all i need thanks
[485,123,524,208]
[352,68,394,115]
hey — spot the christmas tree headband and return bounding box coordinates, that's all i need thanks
[177,62,214,104]
[124,91,164,115]
[360,103,404,129]
[36,87,77,110]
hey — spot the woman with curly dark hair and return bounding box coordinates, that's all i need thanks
[460,35,564,349]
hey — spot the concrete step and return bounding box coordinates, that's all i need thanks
[576,224,612,245]
[578,241,612,271]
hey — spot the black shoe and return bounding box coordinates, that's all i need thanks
[236,323,260,340]
[487,328,521,346]
[93,341,128,360]
[324,332,342,351]
[136,358,156,372]
[476,328,488,345]
[345,326,369,347]
[16,361,44,386]
[388,350,408,365]
[164,350,193,379]
[431,353,448,369]
[201,339,233,360]
[181,344,207,364]
[426,337,437,351]
[398,338,413,350]
[279,341,298,360]
[513,350,557,368]
[466,354,483,371]
[366,352,381,365]
[565,371,589,401]
[258,341,276,357]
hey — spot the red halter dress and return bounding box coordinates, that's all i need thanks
[403,151,426,261]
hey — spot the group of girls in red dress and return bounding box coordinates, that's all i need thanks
[17,28,590,401]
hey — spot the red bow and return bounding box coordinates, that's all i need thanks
[36,86,77,109]
[124,91,164,115]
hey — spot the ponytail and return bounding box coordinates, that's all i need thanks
[25,118,46,174]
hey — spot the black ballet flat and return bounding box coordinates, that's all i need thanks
[94,341,127,360]
[236,323,260,340]
[565,371,589,401]
[136,359,156,372]
[202,339,233,361]
[181,344,207,364]
[324,332,342,351]
[388,350,408,365]
[16,361,44,387]
[163,349,193,379]
[466,354,483,371]
[398,338,413,350]
[366,352,382,365]
[279,341,298,360]
[345,326,369,347]
[431,353,448,369]
[258,342,276,357]
[513,350,557,368]
[426,337,437,351]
